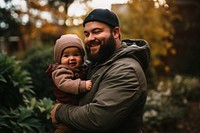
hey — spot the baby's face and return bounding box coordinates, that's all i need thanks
[61,47,83,70]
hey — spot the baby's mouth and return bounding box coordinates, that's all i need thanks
[69,61,76,65]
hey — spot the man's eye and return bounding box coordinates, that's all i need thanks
[94,31,100,34]
[93,30,102,34]
[84,33,89,37]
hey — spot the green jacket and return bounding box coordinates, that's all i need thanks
[56,39,150,133]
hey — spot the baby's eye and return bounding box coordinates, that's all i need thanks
[74,53,81,56]
[63,54,69,57]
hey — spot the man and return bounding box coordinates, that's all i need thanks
[51,8,150,133]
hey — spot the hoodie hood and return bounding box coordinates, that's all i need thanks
[108,39,150,71]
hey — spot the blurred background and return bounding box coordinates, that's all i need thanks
[0,0,200,133]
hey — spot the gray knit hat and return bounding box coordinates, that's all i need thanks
[54,34,85,64]
[83,8,119,28]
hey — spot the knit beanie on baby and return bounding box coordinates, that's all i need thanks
[54,34,85,64]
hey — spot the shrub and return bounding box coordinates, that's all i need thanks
[143,75,200,132]
[0,53,54,133]
[172,75,200,101]
[0,53,34,109]
[22,46,55,99]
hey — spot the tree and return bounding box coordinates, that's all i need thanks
[0,0,75,51]
[167,0,200,76]
[113,0,177,74]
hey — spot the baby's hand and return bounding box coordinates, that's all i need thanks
[86,80,92,91]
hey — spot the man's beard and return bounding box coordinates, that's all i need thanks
[86,34,116,64]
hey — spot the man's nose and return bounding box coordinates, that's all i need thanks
[87,34,95,42]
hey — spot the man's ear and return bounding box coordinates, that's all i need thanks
[113,27,120,39]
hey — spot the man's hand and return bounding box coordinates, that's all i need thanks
[51,103,61,123]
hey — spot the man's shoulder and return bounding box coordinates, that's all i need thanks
[113,56,139,66]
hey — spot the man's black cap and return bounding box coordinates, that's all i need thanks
[83,8,119,28]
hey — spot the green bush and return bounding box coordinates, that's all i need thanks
[0,98,54,133]
[143,75,200,132]
[22,46,55,99]
[0,53,34,109]
[172,75,200,101]
[0,106,41,133]
[0,53,55,133]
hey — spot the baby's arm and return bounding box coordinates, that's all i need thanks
[52,65,83,95]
